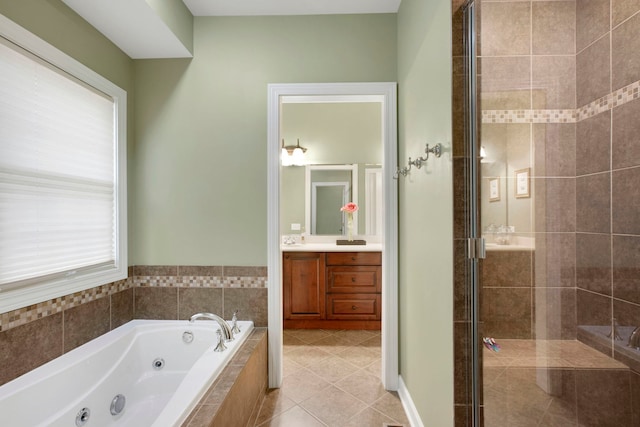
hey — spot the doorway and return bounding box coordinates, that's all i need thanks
[266,82,398,390]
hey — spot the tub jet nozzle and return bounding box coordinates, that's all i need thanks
[110,394,126,416]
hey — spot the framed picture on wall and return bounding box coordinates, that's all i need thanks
[515,168,530,198]
[489,177,500,202]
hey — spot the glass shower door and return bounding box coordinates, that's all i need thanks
[469,0,640,425]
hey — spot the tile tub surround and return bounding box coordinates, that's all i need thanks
[182,328,268,427]
[0,265,267,386]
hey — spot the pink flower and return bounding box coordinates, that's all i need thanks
[340,202,358,213]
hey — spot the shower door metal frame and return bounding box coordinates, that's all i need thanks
[463,1,483,426]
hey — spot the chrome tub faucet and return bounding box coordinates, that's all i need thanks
[189,312,234,342]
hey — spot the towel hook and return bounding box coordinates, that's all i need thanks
[394,143,442,178]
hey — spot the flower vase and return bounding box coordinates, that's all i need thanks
[337,202,365,245]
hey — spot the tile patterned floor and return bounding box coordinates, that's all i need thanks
[254,329,410,427]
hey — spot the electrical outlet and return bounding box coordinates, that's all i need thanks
[291,223,301,231]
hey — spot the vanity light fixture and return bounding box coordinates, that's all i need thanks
[281,138,307,166]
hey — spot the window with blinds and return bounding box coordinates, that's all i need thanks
[0,16,127,313]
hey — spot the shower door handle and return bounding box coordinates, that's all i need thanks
[467,238,486,260]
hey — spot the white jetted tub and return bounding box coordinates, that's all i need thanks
[0,318,254,427]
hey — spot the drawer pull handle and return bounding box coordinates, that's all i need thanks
[351,257,356,261]
[351,277,356,282]
[352,305,358,310]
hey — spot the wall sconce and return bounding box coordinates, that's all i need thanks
[281,138,307,166]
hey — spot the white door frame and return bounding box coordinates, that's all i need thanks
[267,82,398,390]
[365,168,384,236]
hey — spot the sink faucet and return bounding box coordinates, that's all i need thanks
[189,312,234,342]
[629,326,640,350]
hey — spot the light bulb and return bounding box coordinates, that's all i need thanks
[291,147,304,166]
[281,148,292,166]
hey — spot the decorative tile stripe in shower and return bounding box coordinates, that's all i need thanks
[577,79,640,120]
[482,79,640,124]
[0,265,267,332]
[482,109,576,124]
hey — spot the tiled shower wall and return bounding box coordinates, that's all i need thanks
[0,265,267,386]
[573,0,640,365]
[481,0,578,343]
[478,0,640,359]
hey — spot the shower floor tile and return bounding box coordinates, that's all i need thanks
[482,339,633,427]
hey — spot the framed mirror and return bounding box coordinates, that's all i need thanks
[305,164,358,236]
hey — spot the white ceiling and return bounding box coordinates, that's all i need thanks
[61,0,193,58]
[183,0,401,16]
[61,0,401,59]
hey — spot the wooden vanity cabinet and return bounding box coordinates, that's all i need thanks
[283,252,325,321]
[283,251,381,329]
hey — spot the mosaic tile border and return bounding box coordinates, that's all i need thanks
[0,266,268,332]
[0,278,133,332]
[578,80,640,121]
[482,80,640,124]
[482,109,576,123]
[133,275,267,288]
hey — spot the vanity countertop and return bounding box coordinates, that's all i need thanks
[281,242,383,252]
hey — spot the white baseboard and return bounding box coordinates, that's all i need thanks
[397,375,424,427]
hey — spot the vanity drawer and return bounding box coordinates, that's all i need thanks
[326,294,381,320]
[326,252,381,266]
[326,266,381,293]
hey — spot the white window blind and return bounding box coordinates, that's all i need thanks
[0,18,126,310]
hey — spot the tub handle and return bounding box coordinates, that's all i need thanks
[231,310,241,335]
[214,329,227,352]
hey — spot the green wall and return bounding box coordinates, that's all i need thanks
[397,0,455,424]
[132,14,396,265]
